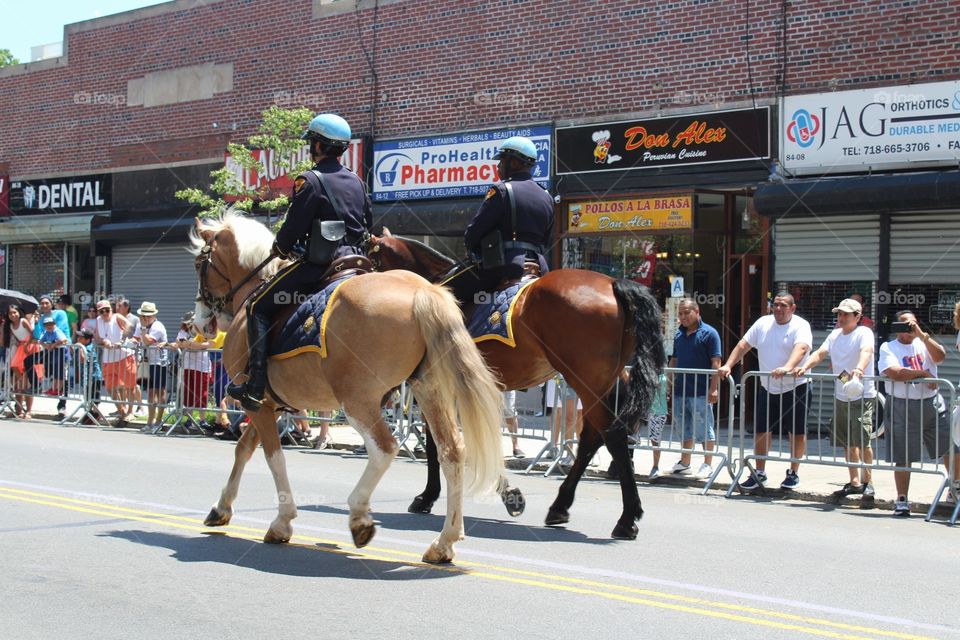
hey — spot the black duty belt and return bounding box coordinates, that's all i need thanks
[503,240,543,254]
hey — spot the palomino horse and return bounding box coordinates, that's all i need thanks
[190,211,504,563]
[366,232,665,539]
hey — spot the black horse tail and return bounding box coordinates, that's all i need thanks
[609,279,666,434]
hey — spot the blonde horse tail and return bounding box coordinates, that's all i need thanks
[412,284,505,494]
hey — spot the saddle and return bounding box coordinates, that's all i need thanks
[266,255,373,343]
[496,260,542,290]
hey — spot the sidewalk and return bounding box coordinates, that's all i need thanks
[13,397,957,521]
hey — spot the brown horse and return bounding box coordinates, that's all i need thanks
[365,232,665,539]
[190,212,505,563]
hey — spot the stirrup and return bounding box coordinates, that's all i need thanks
[227,382,264,412]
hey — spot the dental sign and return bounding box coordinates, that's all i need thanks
[372,126,551,201]
[781,80,960,175]
[9,174,111,215]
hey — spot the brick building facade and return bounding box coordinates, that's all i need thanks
[0,0,958,337]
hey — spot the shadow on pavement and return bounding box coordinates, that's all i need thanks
[99,529,458,580]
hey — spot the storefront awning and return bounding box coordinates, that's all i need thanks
[0,213,98,244]
[91,209,197,254]
[754,170,960,218]
[373,198,476,236]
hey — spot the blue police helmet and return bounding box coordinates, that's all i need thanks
[493,136,538,165]
[302,113,351,147]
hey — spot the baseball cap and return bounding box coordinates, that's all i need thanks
[42,315,56,324]
[79,328,94,339]
[96,299,112,311]
[831,298,862,314]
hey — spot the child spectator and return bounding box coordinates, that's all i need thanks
[38,315,70,419]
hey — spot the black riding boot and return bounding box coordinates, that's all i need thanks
[227,313,271,412]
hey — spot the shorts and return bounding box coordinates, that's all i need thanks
[183,369,211,410]
[502,390,517,419]
[103,356,137,389]
[887,396,957,466]
[831,397,876,449]
[647,414,667,442]
[673,394,715,442]
[755,385,809,436]
[147,364,168,391]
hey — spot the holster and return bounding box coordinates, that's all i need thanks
[479,229,505,269]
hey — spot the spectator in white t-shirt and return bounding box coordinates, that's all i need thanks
[133,301,169,432]
[879,310,960,517]
[719,292,812,491]
[795,297,877,506]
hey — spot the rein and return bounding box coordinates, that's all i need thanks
[197,239,274,315]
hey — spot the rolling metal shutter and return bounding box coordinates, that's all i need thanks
[889,213,960,284]
[111,243,198,332]
[773,215,881,282]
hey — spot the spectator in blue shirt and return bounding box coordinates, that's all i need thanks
[669,298,722,477]
[39,315,70,419]
[32,295,71,340]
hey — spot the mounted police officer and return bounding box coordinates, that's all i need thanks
[227,113,372,412]
[451,135,554,308]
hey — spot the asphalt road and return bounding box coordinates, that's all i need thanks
[1,419,958,640]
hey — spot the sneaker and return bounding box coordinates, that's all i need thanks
[352,445,368,456]
[512,447,526,459]
[861,483,876,508]
[837,481,865,496]
[696,463,713,478]
[739,470,768,491]
[648,466,660,481]
[56,409,67,420]
[140,424,155,434]
[893,497,911,517]
[780,469,800,490]
[313,435,331,450]
[671,461,691,475]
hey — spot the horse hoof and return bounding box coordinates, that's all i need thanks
[500,487,525,518]
[351,522,377,548]
[544,508,569,526]
[408,494,435,514]
[203,507,231,527]
[422,548,455,564]
[611,522,639,540]
[263,530,290,544]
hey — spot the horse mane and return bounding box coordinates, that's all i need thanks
[189,208,283,278]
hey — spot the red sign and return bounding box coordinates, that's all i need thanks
[0,175,10,218]
[223,139,364,201]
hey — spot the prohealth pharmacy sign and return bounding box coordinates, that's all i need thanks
[372,125,551,201]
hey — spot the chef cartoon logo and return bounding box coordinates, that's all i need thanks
[592,130,622,165]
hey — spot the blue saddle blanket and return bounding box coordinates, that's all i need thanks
[466,280,535,347]
[269,278,350,360]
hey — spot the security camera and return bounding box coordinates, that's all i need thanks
[553,194,561,204]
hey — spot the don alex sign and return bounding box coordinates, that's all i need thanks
[372,126,551,201]
[567,196,693,234]
[781,80,960,175]
[556,108,769,174]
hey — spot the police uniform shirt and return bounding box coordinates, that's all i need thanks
[275,156,372,255]
[464,171,554,265]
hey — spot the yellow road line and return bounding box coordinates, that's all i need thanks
[0,486,935,640]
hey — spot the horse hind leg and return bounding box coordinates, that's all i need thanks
[343,406,399,548]
[545,424,604,526]
[204,422,262,527]
[408,423,441,514]
[414,387,465,564]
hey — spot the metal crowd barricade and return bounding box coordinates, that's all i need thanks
[0,342,89,424]
[729,370,958,521]
[624,367,736,494]
[523,377,575,476]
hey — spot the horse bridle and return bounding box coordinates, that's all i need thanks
[196,234,274,315]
